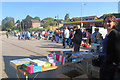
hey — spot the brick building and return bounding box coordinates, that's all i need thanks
[21,19,40,30]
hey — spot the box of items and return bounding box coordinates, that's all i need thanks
[34,65,42,73]
[26,64,34,73]
[22,62,42,73]
[10,58,32,69]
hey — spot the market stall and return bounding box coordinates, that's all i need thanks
[10,50,98,80]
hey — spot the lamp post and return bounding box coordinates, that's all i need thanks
[81,3,86,28]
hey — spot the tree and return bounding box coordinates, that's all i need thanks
[64,13,69,20]
[34,17,40,21]
[16,20,20,23]
[2,17,15,30]
[42,17,57,28]
[25,15,33,20]
[64,13,71,22]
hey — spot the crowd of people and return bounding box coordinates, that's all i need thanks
[6,25,104,52]
[7,31,50,40]
[50,26,103,51]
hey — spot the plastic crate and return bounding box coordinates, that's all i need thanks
[34,65,42,73]
[26,64,34,73]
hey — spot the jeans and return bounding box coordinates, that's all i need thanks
[55,36,59,43]
[74,43,80,52]
[64,38,69,48]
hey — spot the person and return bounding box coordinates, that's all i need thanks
[82,29,90,45]
[55,30,59,43]
[22,31,25,40]
[18,32,21,40]
[92,28,100,43]
[69,29,74,48]
[6,31,9,38]
[82,28,87,37]
[72,25,82,52]
[96,32,103,45]
[100,15,120,80]
[64,27,69,48]
[62,28,65,47]
[38,32,41,40]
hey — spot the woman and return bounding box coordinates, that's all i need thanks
[100,15,120,80]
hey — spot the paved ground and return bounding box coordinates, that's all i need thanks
[1,35,90,79]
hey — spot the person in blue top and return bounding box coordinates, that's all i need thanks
[100,15,120,80]
[92,28,100,43]
[22,31,25,40]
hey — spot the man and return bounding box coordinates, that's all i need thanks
[64,27,69,48]
[72,25,82,52]
[6,31,9,38]
[92,28,100,43]
[82,29,90,45]
[55,30,59,43]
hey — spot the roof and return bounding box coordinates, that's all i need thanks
[72,16,97,20]
[31,19,40,23]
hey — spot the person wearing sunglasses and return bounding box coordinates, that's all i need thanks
[100,15,120,80]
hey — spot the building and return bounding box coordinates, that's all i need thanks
[118,1,120,13]
[63,18,120,28]
[21,19,40,30]
[31,20,41,28]
[50,23,63,31]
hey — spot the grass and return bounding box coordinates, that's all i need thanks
[1,33,6,35]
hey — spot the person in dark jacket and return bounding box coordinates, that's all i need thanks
[100,15,120,80]
[71,25,82,52]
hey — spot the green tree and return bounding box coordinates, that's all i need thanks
[16,20,20,23]
[2,17,15,30]
[34,17,40,21]
[25,15,33,20]
[64,13,69,20]
[41,23,44,27]
[42,17,57,28]
[64,13,71,22]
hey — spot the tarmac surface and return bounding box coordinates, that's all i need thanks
[1,35,90,79]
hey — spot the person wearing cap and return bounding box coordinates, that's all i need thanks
[71,25,82,52]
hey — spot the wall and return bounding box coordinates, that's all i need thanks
[32,23,40,28]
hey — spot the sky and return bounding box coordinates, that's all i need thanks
[1,1,119,23]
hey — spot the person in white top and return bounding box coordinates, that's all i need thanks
[64,27,69,48]
[28,32,31,40]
